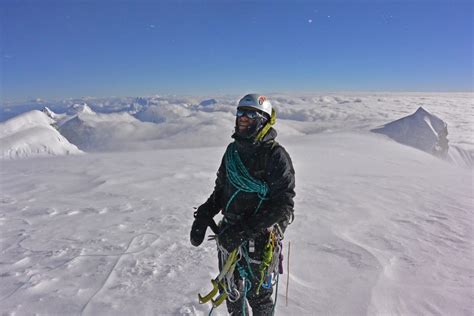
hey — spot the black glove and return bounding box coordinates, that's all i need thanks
[190,204,213,247]
[218,223,250,251]
[190,217,208,247]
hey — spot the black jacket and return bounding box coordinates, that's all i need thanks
[197,128,295,238]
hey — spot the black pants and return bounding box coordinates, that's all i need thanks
[218,244,274,316]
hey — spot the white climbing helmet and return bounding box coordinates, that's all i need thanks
[237,94,272,118]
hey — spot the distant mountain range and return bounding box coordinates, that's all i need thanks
[1,94,472,168]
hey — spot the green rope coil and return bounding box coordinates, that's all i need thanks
[224,142,269,213]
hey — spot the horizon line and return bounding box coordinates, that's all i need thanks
[3,89,474,104]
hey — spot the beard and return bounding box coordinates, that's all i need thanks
[234,116,267,140]
[236,123,258,139]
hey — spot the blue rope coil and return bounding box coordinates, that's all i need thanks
[224,142,269,213]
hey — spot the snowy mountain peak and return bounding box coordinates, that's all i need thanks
[67,103,94,115]
[134,97,148,106]
[0,110,83,159]
[414,106,428,115]
[372,107,448,155]
[42,106,57,119]
[371,107,472,168]
[412,106,447,133]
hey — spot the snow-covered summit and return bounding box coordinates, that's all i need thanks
[0,110,83,159]
[42,106,57,119]
[372,107,448,156]
[134,97,148,106]
[371,107,472,167]
[66,103,94,115]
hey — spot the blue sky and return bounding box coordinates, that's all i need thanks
[1,0,472,101]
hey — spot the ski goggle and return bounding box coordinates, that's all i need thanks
[236,109,260,119]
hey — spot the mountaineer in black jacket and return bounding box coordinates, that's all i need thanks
[190,94,295,316]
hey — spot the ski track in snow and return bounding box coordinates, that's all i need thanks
[78,233,160,315]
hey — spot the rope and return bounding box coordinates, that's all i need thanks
[224,142,268,213]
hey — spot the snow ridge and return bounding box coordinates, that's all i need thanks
[0,110,83,159]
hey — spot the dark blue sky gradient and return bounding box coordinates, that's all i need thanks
[1,0,472,101]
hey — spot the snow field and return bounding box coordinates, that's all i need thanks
[1,132,472,315]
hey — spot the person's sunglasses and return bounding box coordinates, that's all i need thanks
[236,109,260,119]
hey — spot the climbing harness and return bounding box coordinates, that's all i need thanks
[199,228,284,316]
